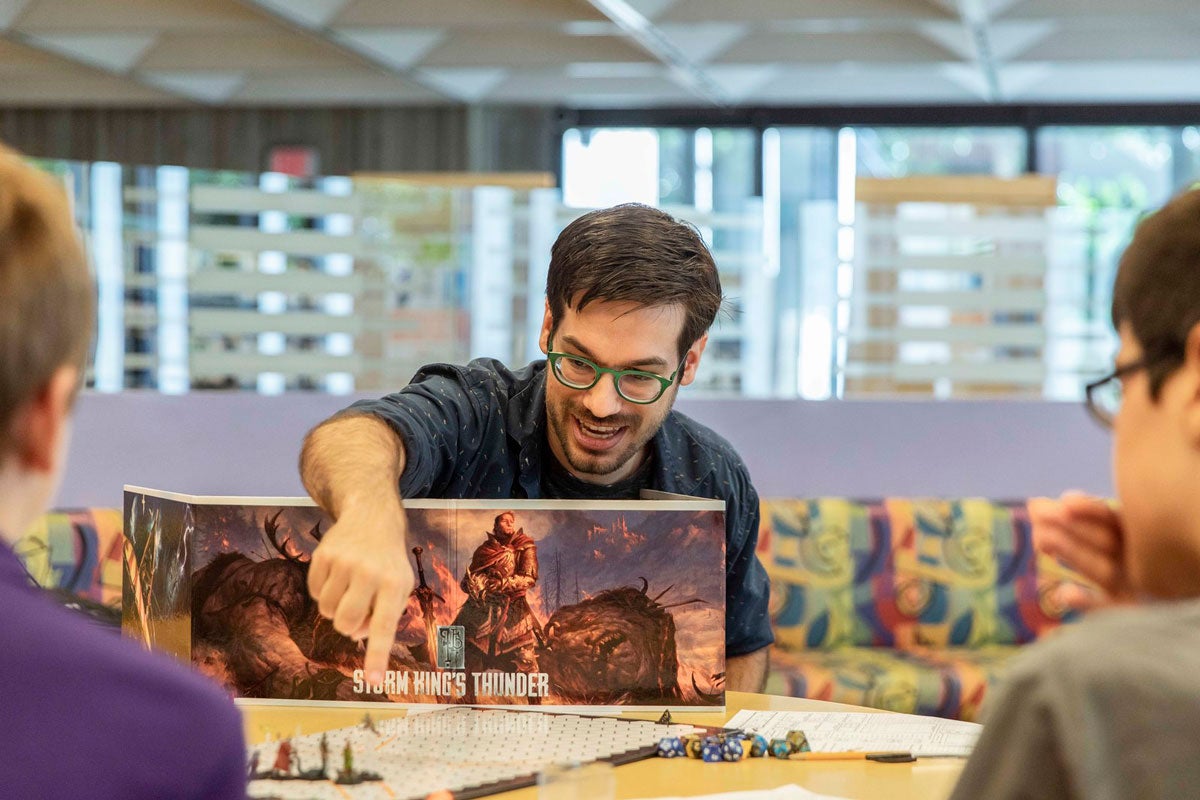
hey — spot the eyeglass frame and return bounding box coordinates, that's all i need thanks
[545,338,681,405]
[1084,358,1152,428]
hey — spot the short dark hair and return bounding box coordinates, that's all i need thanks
[1111,187,1200,397]
[546,203,724,360]
[0,144,94,458]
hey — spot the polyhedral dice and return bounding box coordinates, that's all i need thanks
[721,739,744,762]
[701,741,723,763]
[769,738,793,758]
[785,730,810,753]
[656,737,686,758]
[749,735,768,758]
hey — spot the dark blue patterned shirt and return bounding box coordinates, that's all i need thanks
[348,358,773,657]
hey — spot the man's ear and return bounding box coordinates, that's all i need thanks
[539,299,553,354]
[1182,323,1200,447]
[11,365,77,474]
[677,334,708,387]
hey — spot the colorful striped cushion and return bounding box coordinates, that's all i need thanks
[15,508,123,606]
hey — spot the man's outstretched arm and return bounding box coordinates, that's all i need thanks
[725,647,769,693]
[300,414,415,684]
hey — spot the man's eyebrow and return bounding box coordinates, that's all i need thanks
[559,334,669,370]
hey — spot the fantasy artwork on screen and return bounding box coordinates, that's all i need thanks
[123,487,728,710]
[122,491,193,657]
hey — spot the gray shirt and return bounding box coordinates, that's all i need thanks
[950,598,1200,800]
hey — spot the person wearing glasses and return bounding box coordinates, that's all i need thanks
[950,187,1200,799]
[299,203,772,692]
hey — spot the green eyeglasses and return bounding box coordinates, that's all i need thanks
[546,345,680,404]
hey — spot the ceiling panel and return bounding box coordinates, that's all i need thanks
[714,31,964,64]
[1011,23,1200,61]
[997,0,1200,19]
[13,0,275,31]
[419,30,652,68]
[0,69,179,102]
[744,64,979,103]
[138,32,356,71]
[232,71,443,103]
[0,0,1198,106]
[0,35,63,66]
[333,0,606,28]
[659,0,956,24]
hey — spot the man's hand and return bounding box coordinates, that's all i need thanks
[1030,492,1134,610]
[307,497,414,684]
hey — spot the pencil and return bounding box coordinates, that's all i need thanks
[786,751,915,762]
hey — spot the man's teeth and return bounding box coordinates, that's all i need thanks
[580,420,620,438]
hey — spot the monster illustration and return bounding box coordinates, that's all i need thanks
[191,510,417,701]
[537,578,717,705]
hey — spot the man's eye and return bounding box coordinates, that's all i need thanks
[623,373,656,385]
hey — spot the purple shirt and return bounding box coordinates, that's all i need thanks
[0,540,247,799]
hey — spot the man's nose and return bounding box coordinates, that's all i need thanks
[580,373,624,418]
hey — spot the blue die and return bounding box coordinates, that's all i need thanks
[749,735,769,758]
[701,742,724,763]
[721,739,744,762]
[657,737,686,758]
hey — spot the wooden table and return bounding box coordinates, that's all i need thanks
[240,692,965,800]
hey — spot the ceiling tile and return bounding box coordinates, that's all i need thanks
[12,0,275,31]
[564,62,664,78]
[0,35,63,67]
[744,64,977,103]
[701,65,779,101]
[420,30,650,68]
[0,70,180,103]
[334,0,605,27]
[1013,24,1200,61]
[621,0,680,20]
[655,22,749,63]
[28,32,158,73]
[249,0,351,28]
[334,28,446,71]
[140,70,246,102]
[714,31,964,64]
[998,0,1199,18]
[1010,60,1200,101]
[0,0,33,29]
[416,67,507,101]
[138,32,354,70]
[488,71,694,104]
[231,71,443,103]
[659,0,956,23]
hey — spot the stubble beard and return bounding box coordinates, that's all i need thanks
[546,393,669,480]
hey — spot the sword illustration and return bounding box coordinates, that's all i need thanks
[411,546,444,667]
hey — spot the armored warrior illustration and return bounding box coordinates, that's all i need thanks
[452,511,542,701]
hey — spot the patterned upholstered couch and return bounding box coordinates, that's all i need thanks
[759,498,1085,721]
[15,508,124,609]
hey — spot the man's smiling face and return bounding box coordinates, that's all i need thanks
[540,299,705,485]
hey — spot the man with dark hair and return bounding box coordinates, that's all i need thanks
[0,143,247,798]
[953,186,1200,798]
[300,203,772,691]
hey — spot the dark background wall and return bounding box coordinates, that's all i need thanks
[0,105,561,174]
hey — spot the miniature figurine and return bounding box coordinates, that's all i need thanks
[272,739,294,776]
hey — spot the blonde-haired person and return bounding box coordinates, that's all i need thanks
[0,144,247,799]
